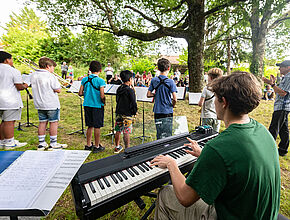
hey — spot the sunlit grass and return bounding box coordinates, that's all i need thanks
[8,89,290,219]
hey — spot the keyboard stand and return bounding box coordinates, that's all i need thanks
[140,192,157,220]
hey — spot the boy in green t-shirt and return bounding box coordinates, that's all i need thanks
[151,72,280,220]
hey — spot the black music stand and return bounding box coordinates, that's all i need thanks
[68,98,86,137]
[103,95,115,145]
[134,101,151,144]
[103,84,120,145]
[17,89,38,131]
[134,87,153,144]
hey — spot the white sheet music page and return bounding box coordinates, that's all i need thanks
[0,151,65,209]
[0,150,90,211]
[31,150,90,210]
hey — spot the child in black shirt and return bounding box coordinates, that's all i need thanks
[114,70,137,153]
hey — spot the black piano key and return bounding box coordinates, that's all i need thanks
[110,174,118,184]
[176,150,186,156]
[144,161,153,169]
[140,163,149,171]
[103,176,110,187]
[115,172,123,182]
[137,164,145,173]
[180,149,188,154]
[97,179,105,190]
[169,153,177,159]
[120,170,128,180]
[126,168,135,177]
[172,152,180,158]
[89,182,96,193]
[131,167,139,175]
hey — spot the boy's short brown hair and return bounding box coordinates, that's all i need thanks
[208,68,223,80]
[39,57,57,69]
[157,58,171,72]
[210,71,261,116]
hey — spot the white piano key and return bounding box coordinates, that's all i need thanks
[84,183,97,206]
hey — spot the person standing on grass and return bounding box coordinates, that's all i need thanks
[78,60,106,153]
[31,57,67,150]
[114,70,137,153]
[61,62,68,79]
[0,51,28,149]
[263,60,290,157]
[151,72,280,220]
[198,68,223,132]
[147,58,177,139]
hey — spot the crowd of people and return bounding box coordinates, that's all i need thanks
[0,50,289,219]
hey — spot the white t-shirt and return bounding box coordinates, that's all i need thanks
[31,69,61,110]
[201,86,217,119]
[0,64,23,110]
[104,66,114,76]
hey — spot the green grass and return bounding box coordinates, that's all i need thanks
[6,88,290,219]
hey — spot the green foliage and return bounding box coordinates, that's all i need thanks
[130,57,156,74]
[1,7,49,62]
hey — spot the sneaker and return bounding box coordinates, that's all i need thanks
[114,145,123,154]
[0,140,5,150]
[4,141,22,150]
[92,144,105,153]
[14,140,27,148]
[37,142,48,151]
[84,145,92,151]
[49,143,68,150]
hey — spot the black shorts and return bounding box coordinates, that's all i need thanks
[84,106,104,128]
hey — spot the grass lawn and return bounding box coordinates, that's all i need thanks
[7,88,290,219]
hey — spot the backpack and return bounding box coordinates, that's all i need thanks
[153,76,171,91]
[83,76,100,91]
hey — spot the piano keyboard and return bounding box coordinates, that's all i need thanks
[71,131,218,220]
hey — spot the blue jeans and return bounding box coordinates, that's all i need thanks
[38,109,60,122]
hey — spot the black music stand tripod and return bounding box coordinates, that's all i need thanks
[134,101,151,144]
[17,89,38,131]
[103,95,115,145]
[68,98,86,137]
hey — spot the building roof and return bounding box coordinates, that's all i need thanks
[159,55,180,65]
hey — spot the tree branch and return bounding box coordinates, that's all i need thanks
[124,5,163,27]
[171,11,188,28]
[162,0,187,13]
[204,0,246,17]
[269,10,290,29]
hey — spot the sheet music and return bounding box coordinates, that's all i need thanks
[67,81,81,93]
[135,87,153,102]
[0,150,90,211]
[0,151,65,209]
[188,93,202,105]
[31,150,90,210]
[176,87,186,100]
[104,84,120,95]
[22,74,31,86]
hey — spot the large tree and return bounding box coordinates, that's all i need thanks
[30,0,245,92]
[245,0,290,77]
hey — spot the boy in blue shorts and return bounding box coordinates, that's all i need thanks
[114,70,137,153]
[78,61,106,153]
[31,57,67,150]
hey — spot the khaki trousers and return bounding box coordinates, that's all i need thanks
[154,185,217,220]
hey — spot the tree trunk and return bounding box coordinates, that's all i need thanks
[187,0,205,93]
[249,0,269,78]
[226,36,231,75]
[250,28,267,78]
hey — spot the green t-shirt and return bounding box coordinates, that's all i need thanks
[186,119,280,219]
